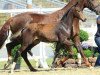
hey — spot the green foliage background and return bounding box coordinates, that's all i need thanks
[11,44,22,64]
[79,29,89,43]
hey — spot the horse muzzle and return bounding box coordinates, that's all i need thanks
[82,18,87,22]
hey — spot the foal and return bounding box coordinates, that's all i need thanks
[10,6,86,73]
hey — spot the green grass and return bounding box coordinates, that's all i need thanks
[0,58,53,69]
[32,0,59,8]
[0,61,6,69]
[46,58,53,67]
[0,13,10,26]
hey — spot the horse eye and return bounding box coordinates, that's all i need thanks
[77,10,80,12]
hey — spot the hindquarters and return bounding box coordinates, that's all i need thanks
[0,18,12,48]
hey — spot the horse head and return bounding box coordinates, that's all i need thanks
[84,0,100,15]
[72,7,86,22]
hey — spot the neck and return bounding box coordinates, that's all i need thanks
[76,0,85,10]
[61,0,78,13]
[62,10,74,28]
[81,0,94,11]
[52,0,78,19]
[67,10,74,24]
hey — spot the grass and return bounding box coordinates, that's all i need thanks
[1,66,100,75]
[0,13,10,26]
[0,61,6,69]
[32,0,59,8]
[1,58,100,75]
[0,58,53,69]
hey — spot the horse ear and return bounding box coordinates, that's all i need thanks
[76,0,81,6]
[77,0,81,3]
[77,0,81,2]
[74,1,78,6]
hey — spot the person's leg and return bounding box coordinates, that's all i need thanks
[95,37,100,53]
[97,16,100,24]
[94,37,100,66]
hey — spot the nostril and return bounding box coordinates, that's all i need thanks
[85,18,87,21]
[83,18,87,22]
[82,18,86,22]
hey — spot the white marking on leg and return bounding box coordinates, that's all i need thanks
[11,62,16,74]
[4,57,12,69]
[8,56,12,60]
[77,53,81,66]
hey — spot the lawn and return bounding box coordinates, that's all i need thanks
[0,58,53,70]
[1,58,100,75]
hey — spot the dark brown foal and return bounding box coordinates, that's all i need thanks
[10,6,86,73]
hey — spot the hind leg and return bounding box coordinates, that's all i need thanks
[10,31,37,73]
[11,42,30,73]
[5,40,39,71]
[52,42,62,68]
[21,40,40,71]
[52,43,72,68]
[4,41,19,69]
[58,32,74,55]
[21,49,37,71]
[52,33,73,67]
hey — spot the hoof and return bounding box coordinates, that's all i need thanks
[77,63,81,67]
[51,65,55,68]
[89,66,94,69]
[4,63,10,69]
[30,68,37,72]
[4,64,8,69]
[4,60,12,69]
[51,64,57,68]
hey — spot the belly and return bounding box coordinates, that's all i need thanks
[41,30,58,42]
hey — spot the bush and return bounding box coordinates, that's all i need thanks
[64,48,93,58]
[83,49,93,57]
[79,29,89,42]
[11,44,22,64]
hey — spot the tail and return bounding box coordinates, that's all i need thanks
[0,18,12,48]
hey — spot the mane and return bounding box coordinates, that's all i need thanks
[60,8,71,21]
[60,2,78,21]
[60,6,75,21]
[86,0,100,13]
[87,0,94,9]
